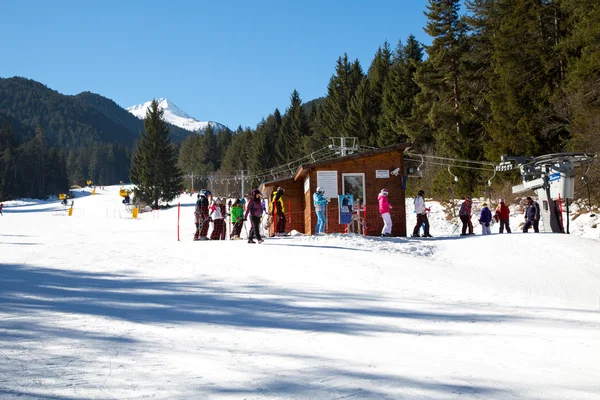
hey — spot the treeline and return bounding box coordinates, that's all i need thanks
[189,0,599,201]
[0,123,69,199]
[0,121,132,200]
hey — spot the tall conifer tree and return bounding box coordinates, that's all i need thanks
[414,0,483,194]
[379,35,424,146]
[276,90,308,163]
[130,99,183,208]
[321,54,364,138]
[485,0,562,159]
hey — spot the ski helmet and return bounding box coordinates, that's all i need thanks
[316,187,325,194]
[380,188,388,196]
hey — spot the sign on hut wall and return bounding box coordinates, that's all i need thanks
[376,170,390,179]
[317,171,338,199]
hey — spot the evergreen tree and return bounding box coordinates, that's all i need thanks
[485,0,563,160]
[379,35,425,146]
[221,129,247,174]
[345,77,377,144]
[130,100,184,208]
[249,124,268,177]
[202,124,218,170]
[264,109,282,167]
[33,125,46,196]
[0,123,18,200]
[321,54,365,138]
[414,0,483,194]
[276,90,309,163]
[301,105,327,155]
[558,0,600,199]
[367,42,392,143]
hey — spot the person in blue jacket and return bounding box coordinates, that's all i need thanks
[313,187,328,235]
[479,202,493,235]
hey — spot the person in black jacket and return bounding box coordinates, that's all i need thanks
[194,189,212,240]
[523,196,540,233]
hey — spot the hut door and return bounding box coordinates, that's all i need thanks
[342,173,366,209]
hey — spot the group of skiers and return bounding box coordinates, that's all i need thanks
[413,192,541,237]
[193,189,230,241]
[193,186,289,243]
[192,184,543,242]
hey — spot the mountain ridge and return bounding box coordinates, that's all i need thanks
[127,98,228,133]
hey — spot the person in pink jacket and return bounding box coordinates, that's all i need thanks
[378,188,392,237]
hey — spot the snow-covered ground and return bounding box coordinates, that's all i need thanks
[1,186,599,399]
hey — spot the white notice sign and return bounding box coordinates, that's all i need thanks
[376,170,390,179]
[304,176,310,194]
[316,171,338,199]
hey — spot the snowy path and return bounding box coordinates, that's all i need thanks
[1,187,600,399]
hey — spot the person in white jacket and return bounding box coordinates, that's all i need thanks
[412,190,432,237]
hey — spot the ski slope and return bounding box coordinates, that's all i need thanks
[1,186,600,399]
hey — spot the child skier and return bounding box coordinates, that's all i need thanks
[313,187,328,235]
[378,188,392,237]
[244,189,264,244]
[194,189,211,240]
[495,198,511,233]
[459,197,474,236]
[270,187,286,237]
[230,198,244,239]
[209,198,225,240]
[479,202,493,235]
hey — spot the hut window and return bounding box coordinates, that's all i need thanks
[342,173,366,208]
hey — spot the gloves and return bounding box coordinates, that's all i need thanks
[485,223,490,227]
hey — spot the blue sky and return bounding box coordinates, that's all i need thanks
[1,0,433,129]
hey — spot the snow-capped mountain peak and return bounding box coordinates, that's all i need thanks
[126,98,223,133]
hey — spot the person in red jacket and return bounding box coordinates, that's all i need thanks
[494,198,511,233]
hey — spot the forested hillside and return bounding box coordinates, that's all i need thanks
[0,78,208,200]
[193,0,598,202]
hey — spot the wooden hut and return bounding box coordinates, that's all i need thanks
[260,143,410,237]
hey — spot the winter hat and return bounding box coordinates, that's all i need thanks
[380,188,388,196]
[316,187,325,194]
[418,190,424,196]
[251,189,261,198]
[499,198,505,203]
[482,202,488,207]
